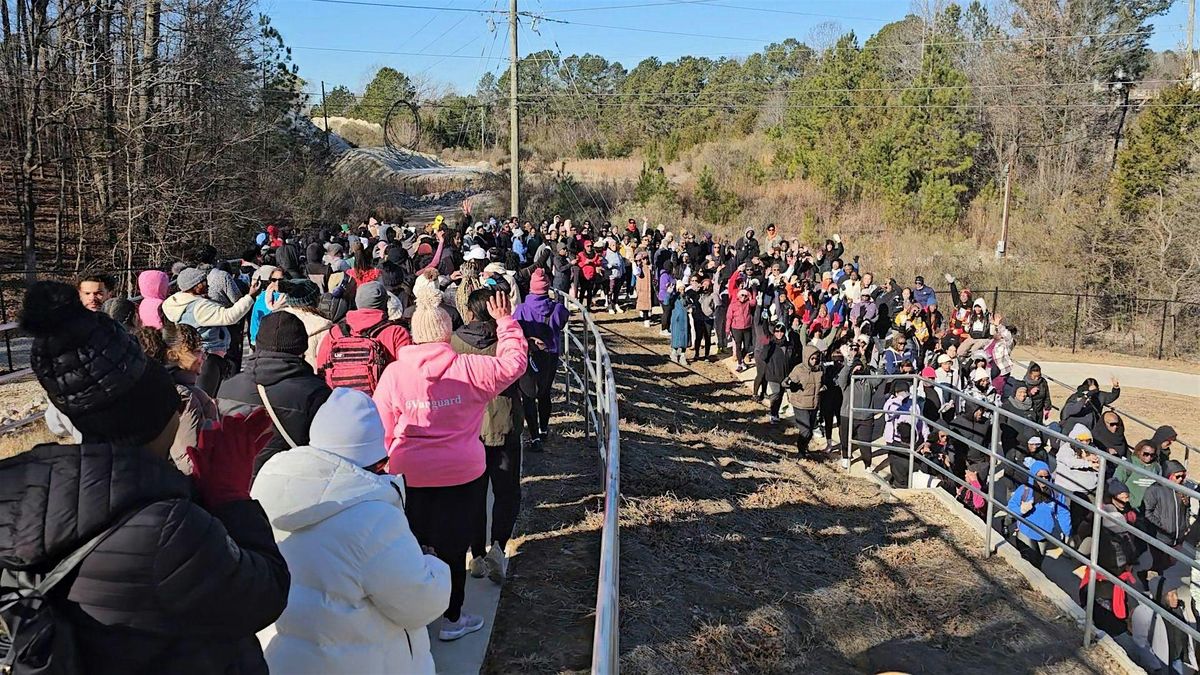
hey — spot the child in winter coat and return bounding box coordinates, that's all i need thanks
[1007,459,1071,569]
[783,346,823,455]
[253,389,451,674]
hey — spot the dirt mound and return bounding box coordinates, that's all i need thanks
[486,314,1122,674]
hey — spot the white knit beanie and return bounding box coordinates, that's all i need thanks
[411,281,452,344]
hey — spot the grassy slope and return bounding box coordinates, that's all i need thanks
[486,313,1120,674]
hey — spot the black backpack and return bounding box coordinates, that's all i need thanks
[0,510,140,674]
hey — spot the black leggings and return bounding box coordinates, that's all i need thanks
[660,296,675,331]
[692,314,711,358]
[406,473,488,622]
[731,328,753,364]
[522,352,558,441]
[473,432,523,555]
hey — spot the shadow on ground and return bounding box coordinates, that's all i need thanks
[486,314,1120,675]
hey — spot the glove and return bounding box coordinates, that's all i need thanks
[186,408,274,508]
[944,273,955,284]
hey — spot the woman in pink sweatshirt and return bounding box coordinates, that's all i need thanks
[372,281,527,642]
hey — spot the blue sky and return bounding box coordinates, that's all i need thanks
[262,0,1194,97]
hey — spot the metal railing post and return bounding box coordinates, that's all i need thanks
[846,375,856,472]
[562,315,572,408]
[983,405,1001,557]
[906,376,918,486]
[1083,455,1108,647]
[1071,294,1081,354]
[1158,300,1168,360]
[582,318,591,444]
[0,286,11,372]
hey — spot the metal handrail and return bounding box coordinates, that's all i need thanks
[559,294,621,674]
[1010,357,1196,459]
[849,372,1200,649]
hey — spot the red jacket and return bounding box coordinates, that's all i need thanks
[725,270,756,330]
[577,251,602,281]
[315,308,412,367]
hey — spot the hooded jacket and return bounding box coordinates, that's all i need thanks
[1061,384,1120,433]
[219,350,333,473]
[1114,452,1160,509]
[137,270,170,329]
[1054,424,1101,494]
[1019,364,1052,422]
[373,315,528,488]
[1007,460,1071,542]
[513,292,568,355]
[451,320,524,446]
[783,346,823,411]
[0,443,288,675]
[253,445,450,675]
[162,290,256,354]
[1142,460,1189,548]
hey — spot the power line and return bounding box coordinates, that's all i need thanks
[306,0,505,12]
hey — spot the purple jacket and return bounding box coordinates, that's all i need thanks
[514,292,569,354]
[658,272,675,305]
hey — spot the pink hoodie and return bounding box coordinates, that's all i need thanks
[137,270,170,329]
[373,315,528,488]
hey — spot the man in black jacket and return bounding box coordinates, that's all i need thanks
[219,311,332,473]
[2,281,288,675]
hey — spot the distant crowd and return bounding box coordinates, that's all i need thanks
[1,212,1194,674]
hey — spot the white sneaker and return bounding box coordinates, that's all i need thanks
[614,304,623,313]
[607,307,616,315]
[468,556,487,578]
[485,544,508,584]
[660,330,670,336]
[643,320,651,328]
[841,458,850,470]
[439,613,485,641]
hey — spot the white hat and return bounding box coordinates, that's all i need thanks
[971,367,990,382]
[465,245,488,261]
[1027,436,1043,446]
[937,354,952,365]
[308,388,387,467]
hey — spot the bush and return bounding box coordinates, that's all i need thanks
[694,166,743,225]
[634,162,676,206]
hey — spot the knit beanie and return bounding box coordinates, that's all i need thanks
[410,281,452,344]
[255,311,308,355]
[529,268,549,296]
[308,388,388,468]
[355,281,388,311]
[281,279,320,308]
[22,282,179,446]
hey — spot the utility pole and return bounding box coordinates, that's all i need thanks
[508,0,520,217]
[998,157,1012,259]
[480,104,485,150]
[320,80,330,151]
[1188,0,1197,75]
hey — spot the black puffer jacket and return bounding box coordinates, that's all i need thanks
[218,350,331,473]
[0,443,289,675]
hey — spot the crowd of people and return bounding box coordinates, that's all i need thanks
[0,212,1195,673]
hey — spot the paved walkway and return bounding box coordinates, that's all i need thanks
[1026,360,1199,398]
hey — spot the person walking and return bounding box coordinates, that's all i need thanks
[253,389,451,675]
[513,269,568,451]
[372,284,527,641]
[453,289,526,584]
[2,281,289,675]
[162,266,261,395]
[783,345,823,456]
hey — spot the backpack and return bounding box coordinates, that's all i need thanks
[0,509,141,675]
[320,319,394,393]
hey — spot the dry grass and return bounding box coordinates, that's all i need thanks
[0,421,55,460]
[1014,345,1200,375]
[484,314,1123,674]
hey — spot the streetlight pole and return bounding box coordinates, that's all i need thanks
[508,0,520,217]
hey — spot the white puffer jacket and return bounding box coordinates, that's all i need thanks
[252,445,450,674]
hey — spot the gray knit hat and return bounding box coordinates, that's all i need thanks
[176,267,206,292]
[355,281,388,311]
